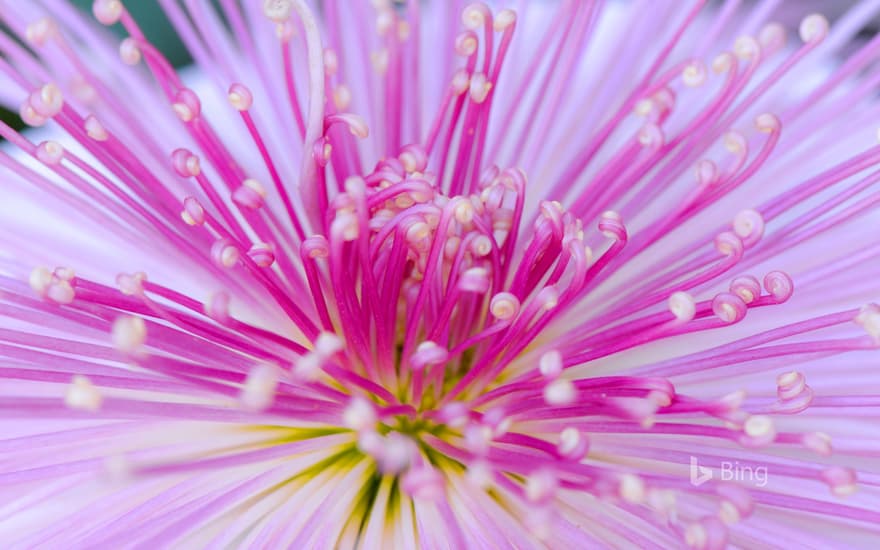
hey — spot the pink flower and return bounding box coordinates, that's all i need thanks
[1,0,879,547]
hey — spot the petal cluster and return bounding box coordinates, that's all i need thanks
[0,0,879,548]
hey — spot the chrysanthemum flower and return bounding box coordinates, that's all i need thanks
[1,0,880,547]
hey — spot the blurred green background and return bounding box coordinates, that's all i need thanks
[0,1,191,133]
